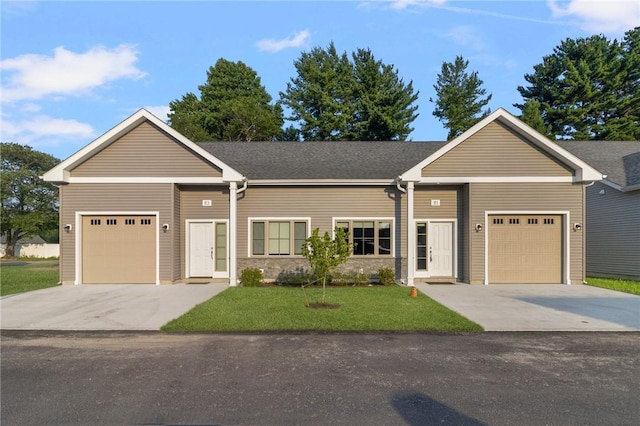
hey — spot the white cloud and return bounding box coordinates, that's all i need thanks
[387,0,446,10]
[0,115,95,149]
[547,0,639,35]
[444,26,485,51]
[256,30,311,53]
[1,44,146,102]
[142,105,170,121]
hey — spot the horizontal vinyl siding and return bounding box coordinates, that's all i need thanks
[414,186,458,219]
[586,182,640,279]
[422,122,572,177]
[237,185,406,268]
[60,183,174,283]
[179,186,230,278]
[71,122,222,178]
[469,182,584,284]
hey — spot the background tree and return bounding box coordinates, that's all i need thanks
[351,48,419,140]
[1,143,59,257]
[520,99,551,137]
[280,42,355,141]
[516,28,639,140]
[431,56,492,140]
[168,58,283,141]
[280,42,419,141]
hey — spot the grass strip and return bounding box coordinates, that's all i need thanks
[585,277,640,295]
[162,286,483,332]
[1,262,60,296]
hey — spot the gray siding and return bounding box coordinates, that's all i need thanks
[585,182,640,279]
[178,186,229,278]
[60,183,174,284]
[172,184,181,281]
[71,122,222,178]
[236,186,406,279]
[422,122,573,177]
[468,182,584,284]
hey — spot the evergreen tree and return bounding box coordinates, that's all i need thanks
[520,99,551,137]
[351,48,419,140]
[430,56,492,140]
[168,59,283,141]
[516,28,639,140]
[280,43,419,141]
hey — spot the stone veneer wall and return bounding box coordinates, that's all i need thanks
[237,257,406,283]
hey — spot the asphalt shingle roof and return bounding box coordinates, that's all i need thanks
[556,141,640,188]
[199,141,446,180]
[198,139,640,188]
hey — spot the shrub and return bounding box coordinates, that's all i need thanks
[377,268,395,286]
[240,268,263,287]
[276,268,313,286]
[331,271,370,286]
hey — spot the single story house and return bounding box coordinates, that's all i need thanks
[42,108,603,286]
[556,141,640,280]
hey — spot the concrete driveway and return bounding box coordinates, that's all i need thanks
[416,283,640,331]
[0,283,227,330]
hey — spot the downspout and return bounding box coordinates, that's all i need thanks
[236,177,248,195]
[396,176,407,194]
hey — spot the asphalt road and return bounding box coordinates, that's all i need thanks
[2,332,639,425]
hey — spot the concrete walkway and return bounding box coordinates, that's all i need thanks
[0,283,228,330]
[416,283,640,331]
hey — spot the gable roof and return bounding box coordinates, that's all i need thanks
[557,141,640,192]
[41,109,244,183]
[200,141,446,181]
[400,108,603,183]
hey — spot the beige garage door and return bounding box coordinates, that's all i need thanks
[82,215,156,284]
[488,215,562,284]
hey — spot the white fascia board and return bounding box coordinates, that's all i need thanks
[68,177,227,184]
[417,176,574,184]
[399,107,604,183]
[41,109,244,184]
[600,179,640,193]
[248,179,395,186]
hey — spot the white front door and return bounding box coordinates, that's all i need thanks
[188,222,213,277]
[429,222,454,276]
[415,221,455,278]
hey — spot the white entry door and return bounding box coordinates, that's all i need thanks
[188,222,213,277]
[429,222,454,276]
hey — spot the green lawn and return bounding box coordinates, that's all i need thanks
[0,261,60,296]
[585,277,640,295]
[162,286,483,332]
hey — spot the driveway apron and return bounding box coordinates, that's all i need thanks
[0,283,227,330]
[416,283,640,331]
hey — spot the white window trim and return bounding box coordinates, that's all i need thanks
[75,211,160,285]
[332,217,395,257]
[484,211,571,285]
[413,219,458,278]
[185,219,229,279]
[247,217,312,257]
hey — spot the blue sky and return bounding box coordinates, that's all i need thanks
[1,0,638,160]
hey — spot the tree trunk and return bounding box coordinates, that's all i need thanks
[4,230,22,258]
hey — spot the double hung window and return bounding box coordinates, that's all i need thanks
[251,220,308,256]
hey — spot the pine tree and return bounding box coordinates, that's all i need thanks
[430,56,492,140]
[520,99,551,137]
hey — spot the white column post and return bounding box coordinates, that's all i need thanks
[406,181,415,286]
[229,181,238,286]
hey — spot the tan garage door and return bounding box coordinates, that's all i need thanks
[488,215,562,284]
[82,215,156,284]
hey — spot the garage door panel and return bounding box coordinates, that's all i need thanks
[489,215,561,284]
[82,215,156,284]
